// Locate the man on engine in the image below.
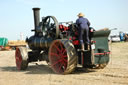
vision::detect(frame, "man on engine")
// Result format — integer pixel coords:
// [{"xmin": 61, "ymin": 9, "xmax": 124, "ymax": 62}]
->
[{"xmin": 76, "ymin": 13, "xmax": 90, "ymax": 51}]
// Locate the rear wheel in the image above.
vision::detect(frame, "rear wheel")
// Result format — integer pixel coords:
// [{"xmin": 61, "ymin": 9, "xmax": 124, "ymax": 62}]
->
[
  {"xmin": 15, "ymin": 47, "xmax": 28, "ymax": 70},
  {"xmin": 49, "ymin": 39, "xmax": 77, "ymax": 74}
]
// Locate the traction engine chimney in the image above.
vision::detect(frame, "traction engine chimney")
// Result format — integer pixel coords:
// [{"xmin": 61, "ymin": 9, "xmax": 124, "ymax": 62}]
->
[{"xmin": 32, "ymin": 8, "xmax": 40, "ymax": 35}]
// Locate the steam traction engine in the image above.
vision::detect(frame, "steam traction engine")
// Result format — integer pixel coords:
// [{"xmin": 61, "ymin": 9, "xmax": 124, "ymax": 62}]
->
[{"xmin": 15, "ymin": 8, "xmax": 111, "ymax": 74}]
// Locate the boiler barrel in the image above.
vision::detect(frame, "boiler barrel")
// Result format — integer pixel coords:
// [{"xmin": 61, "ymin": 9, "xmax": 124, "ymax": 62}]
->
[{"xmin": 27, "ymin": 36, "xmax": 53, "ymax": 50}]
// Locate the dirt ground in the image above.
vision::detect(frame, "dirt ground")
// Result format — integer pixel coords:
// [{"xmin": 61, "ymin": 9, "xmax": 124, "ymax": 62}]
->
[{"xmin": 0, "ymin": 42, "xmax": 128, "ymax": 85}]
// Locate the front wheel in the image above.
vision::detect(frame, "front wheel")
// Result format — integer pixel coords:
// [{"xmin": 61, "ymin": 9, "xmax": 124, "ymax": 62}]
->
[{"xmin": 15, "ymin": 47, "xmax": 28, "ymax": 70}]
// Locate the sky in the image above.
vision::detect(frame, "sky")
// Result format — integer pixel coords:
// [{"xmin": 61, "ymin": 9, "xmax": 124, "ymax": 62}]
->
[{"xmin": 0, "ymin": 0, "xmax": 128, "ymax": 40}]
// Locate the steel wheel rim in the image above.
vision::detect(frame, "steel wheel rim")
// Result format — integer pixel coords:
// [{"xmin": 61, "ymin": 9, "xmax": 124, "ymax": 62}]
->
[
  {"xmin": 15, "ymin": 48, "xmax": 22, "ymax": 70},
  {"xmin": 49, "ymin": 40, "xmax": 68, "ymax": 74}
]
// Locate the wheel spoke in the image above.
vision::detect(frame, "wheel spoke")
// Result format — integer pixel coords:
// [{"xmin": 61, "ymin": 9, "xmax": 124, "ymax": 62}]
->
[
  {"xmin": 59, "ymin": 43, "xmax": 64, "ymax": 52},
  {"xmin": 47, "ymin": 17, "xmax": 50, "ymax": 25},
  {"xmin": 51, "ymin": 23, "xmax": 55, "ymax": 29},
  {"xmin": 58, "ymin": 60, "xmax": 67, "ymax": 72},
  {"xmin": 53, "ymin": 44, "xmax": 61, "ymax": 53},
  {"xmin": 16, "ymin": 57, "xmax": 19, "ymax": 61},
  {"xmin": 52, "ymin": 59, "xmax": 62, "ymax": 67},
  {"xmin": 50, "ymin": 52, "xmax": 60, "ymax": 58},
  {"xmin": 58, "ymin": 62, "xmax": 64, "ymax": 72},
  {"xmin": 62, "ymin": 55, "xmax": 67, "ymax": 58},
  {"xmin": 62, "ymin": 49, "xmax": 66, "ymax": 54},
  {"xmin": 62, "ymin": 61, "xmax": 67, "ymax": 70},
  {"xmin": 63, "ymin": 58, "xmax": 67, "ymax": 62}
]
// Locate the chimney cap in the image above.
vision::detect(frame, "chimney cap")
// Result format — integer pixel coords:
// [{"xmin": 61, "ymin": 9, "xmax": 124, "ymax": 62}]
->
[{"xmin": 32, "ymin": 8, "xmax": 40, "ymax": 10}]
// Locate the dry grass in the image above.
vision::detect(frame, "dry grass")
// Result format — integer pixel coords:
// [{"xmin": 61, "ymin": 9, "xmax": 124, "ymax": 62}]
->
[{"xmin": 8, "ymin": 40, "xmax": 27, "ymax": 46}]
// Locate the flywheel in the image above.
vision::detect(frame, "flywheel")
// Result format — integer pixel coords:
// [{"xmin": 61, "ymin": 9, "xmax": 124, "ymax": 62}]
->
[{"xmin": 42, "ymin": 16, "xmax": 59, "ymax": 38}]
